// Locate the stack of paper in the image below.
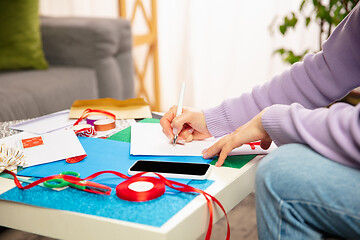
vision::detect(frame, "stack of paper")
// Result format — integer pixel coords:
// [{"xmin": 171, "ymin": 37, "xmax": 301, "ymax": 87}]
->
[{"xmin": 130, "ymin": 123, "xmax": 277, "ymax": 156}]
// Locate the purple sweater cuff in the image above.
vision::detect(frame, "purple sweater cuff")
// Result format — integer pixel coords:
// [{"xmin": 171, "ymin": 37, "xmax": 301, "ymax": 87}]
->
[
  {"xmin": 203, "ymin": 105, "xmax": 234, "ymax": 137},
  {"xmin": 262, "ymin": 104, "xmax": 298, "ymax": 146}
]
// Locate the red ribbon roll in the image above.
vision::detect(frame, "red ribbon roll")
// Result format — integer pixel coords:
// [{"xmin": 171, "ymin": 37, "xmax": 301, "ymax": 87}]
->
[
  {"xmin": 94, "ymin": 118, "xmax": 116, "ymax": 132},
  {"xmin": 116, "ymin": 176, "xmax": 165, "ymax": 202}
]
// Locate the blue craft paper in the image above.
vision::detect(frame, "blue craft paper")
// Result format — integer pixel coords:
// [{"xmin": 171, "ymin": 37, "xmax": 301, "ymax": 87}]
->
[
  {"xmin": 18, "ymin": 137, "xmax": 211, "ymax": 187},
  {"xmin": 0, "ymin": 180, "xmax": 213, "ymax": 227}
]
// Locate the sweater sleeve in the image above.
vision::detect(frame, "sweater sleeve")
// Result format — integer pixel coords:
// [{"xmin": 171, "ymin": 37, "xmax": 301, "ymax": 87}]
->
[
  {"xmin": 203, "ymin": 3, "xmax": 360, "ymax": 137},
  {"xmin": 262, "ymin": 103, "xmax": 360, "ymax": 168}
]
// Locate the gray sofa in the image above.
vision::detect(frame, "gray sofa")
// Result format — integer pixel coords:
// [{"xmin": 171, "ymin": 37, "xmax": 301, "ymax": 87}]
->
[{"xmin": 0, "ymin": 17, "xmax": 134, "ymax": 122}]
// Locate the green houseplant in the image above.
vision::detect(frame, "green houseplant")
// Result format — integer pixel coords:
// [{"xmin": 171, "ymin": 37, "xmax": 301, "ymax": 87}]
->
[
  {"xmin": 272, "ymin": 0, "xmax": 359, "ymax": 65},
  {"xmin": 271, "ymin": 0, "xmax": 360, "ymax": 104}
]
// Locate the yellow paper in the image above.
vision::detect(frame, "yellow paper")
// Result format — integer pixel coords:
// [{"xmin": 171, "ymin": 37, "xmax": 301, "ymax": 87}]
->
[{"xmin": 69, "ymin": 98, "xmax": 152, "ymax": 119}]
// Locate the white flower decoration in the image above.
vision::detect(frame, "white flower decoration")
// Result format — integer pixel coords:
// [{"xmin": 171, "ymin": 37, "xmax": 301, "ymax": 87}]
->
[{"xmin": 0, "ymin": 145, "xmax": 25, "ymax": 174}]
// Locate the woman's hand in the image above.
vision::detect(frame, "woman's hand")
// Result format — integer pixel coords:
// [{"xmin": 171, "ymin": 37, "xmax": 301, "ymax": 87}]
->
[
  {"xmin": 202, "ymin": 108, "xmax": 272, "ymax": 167},
  {"xmin": 160, "ymin": 105, "xmax": 212, "ymax": 144}
]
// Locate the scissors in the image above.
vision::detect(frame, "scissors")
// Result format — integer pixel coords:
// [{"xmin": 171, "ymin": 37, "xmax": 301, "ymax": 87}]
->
[{"xmin": 43, "ymin": 171, "xmax": 111, "ymax": 195}]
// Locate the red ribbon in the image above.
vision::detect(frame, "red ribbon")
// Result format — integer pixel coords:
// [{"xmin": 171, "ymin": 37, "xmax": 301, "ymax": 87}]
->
[
  {"xmin": 73, "ymin": 127, "xmax": 96, "ymax": 138},
  {"xmin": 5, "ymin": 170, "xmax": 230, "ymax": 240},
  {"xmin": 245, "ymin": 141, "xmax": 261, "ymax": 150},
  {"xmin": 116, "ymin": 176, "xmax": 165, "ymax": 202},
  {"xmin": 72, "ymin": 109, "xmax": 116, "ymax": 138},
  {"xmin": 73, "ymin": 109, "xmax": 116, "ymax": 126},
  {"xmin": 66, "ymin": 154, "xmax": 87, "ymax": 164}
]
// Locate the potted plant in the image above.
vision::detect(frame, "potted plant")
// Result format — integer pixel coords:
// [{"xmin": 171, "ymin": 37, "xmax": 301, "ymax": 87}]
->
[
  {"xmin": 271, "ymin": 0, "xmax": 358, "ymax": 64},
  {"xmin": 270, "ymin": 0, "xmax": 360, "ymax": 104}
]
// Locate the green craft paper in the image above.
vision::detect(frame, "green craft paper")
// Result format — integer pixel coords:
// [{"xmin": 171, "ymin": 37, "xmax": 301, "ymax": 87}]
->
[
  {"xmin": 210, "ymin": 154, "xmax": 257, "ymax": 169},
  {"xmin": 108, "ymin": 118, "xmax": 160, "ymax": 142}
]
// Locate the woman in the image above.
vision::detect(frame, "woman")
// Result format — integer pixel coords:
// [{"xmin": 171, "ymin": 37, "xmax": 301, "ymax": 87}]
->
[{"xmin": 160, "ymin": 3, "xmax": 360, "ymax": 239}]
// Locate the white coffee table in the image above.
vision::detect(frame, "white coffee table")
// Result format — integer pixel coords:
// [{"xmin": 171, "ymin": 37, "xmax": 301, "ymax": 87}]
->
[
  {"xmin": 0, "ymin": 119, "xmax": 261, "ymax": 239},
  {"xmin": 0, "ymin": 158, "xmax": 260, "ymax": 240}
]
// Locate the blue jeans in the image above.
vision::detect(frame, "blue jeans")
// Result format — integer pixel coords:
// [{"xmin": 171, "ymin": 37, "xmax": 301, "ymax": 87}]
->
[{"xmin": 255, "ymin": 144, "xmax": 360, "ymax": 240}]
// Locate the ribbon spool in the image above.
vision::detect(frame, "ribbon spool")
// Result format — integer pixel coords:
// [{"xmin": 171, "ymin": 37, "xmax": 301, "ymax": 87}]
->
[
  {"xmin": 94, "ymin": 118, "xmax": 116, "ymax": 132},
  {"xmin": 116, "ymin": 176, "xmax": 165, "ymax": 202},
  {"xmin": 86, "ymin": 115, "xmax": 108, "ymax": 126},
  {"xmin": 72, "ymin": 124, "xmax": 96, "ymax": 137},
  {"xmin": 72, "ymin": 109, "xmax": 116, "ymax": 137}
]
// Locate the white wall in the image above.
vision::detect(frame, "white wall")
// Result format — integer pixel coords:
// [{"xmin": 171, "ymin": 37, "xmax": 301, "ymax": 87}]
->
[
  {"xmin": 40, "ymin": 0, "xmax": 118, "ymax": 18},
  {"xmin": 40, "ymin": 0, "xmax": 319, "ymax": 111}
]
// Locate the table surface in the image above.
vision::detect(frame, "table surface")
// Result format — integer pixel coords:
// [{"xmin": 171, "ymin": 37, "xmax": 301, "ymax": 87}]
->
[{"xmin": 0, "ymin": 119, "xmax": 260, "ymax": 240}]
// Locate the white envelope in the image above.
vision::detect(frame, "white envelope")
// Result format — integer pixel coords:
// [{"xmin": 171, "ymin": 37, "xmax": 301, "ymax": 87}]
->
[
  {"xmin": 130, "ymin": 123, "xmax": 277, "ymax": 156},
  {"xmin": 10, "ymin": 110, "xmax": 76, "ymax": 135},
  {"xmin": 0, "ymin": 129, "xmax": 86, "ymax": 167}
]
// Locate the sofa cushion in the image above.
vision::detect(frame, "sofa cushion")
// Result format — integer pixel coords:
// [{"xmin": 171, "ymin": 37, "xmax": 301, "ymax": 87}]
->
[
  {"xmin": 0, "ymin": 0, "xmax": 48, "ymax": 70},
  {"xmin": 0, "ymin": 67, "xmax": 98, "ymax": 121}
]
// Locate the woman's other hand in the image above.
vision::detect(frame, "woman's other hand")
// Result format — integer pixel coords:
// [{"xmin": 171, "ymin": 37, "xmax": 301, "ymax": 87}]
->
[{"xmin": 202, "ymin": 108, "xmax": 272, "ymax": 166}]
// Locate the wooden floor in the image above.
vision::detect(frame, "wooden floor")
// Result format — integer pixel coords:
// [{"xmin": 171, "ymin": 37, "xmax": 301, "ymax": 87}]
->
[
  {"xmin": 197, "ymin": 192, "xmax": 258, "ymax": 240},
  {"xmin": 0, "ymin": 193, "xmax": 258, "ymax": 240}
]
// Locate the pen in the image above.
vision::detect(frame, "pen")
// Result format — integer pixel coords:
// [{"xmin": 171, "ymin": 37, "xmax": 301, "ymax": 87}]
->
[{"xmin": 173, "ymin": 82, "xmax": 186, "ymax": 145}]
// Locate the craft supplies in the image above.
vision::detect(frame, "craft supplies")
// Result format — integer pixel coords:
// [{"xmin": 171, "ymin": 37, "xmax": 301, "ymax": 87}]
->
[
  {"xmin": 69, "ymin": 98, "xmax": 152, "ymax": 119},
  {"xmin": 93, "ymin": 118, "xmax": 116, "ymax": 131},
  {"xmin": 18, "ymin": 138, "xmax": 210, "ymax": 187},
  {"xmin": 116, "ymin": 176, "xmax": 165, "ymax": 201},
  {"xmin": 43, "ymin": 171, "xmax": 111, "ymax": 194},
  {"xmin": 5, "ymin": 169, "xmax": 230, "ymax": 240},
  {"xmin": 0, "ymin": 130, "xmax": 85, "ymax": 168},
  {"xmin": 6, "ymin": 170, "xmax": 111, "ymax": 195},
  {"xmin": 0, "ymin": 145, "xmax": 25, "ymax": 173},
  {"xmin": 9, "ymin": 110, "xmax": 76, "ymax": 135},
  {"xmin": 246, "ymin": 141, "xmax": 261, "ymax": 150},
  {"xmin": 86, "ymin": 115, "xmax": 107, "ymax": 125},
  {"xmin": 72, "ymin": 109, "xmax": 117, "ymax": 137},
  {"xmin": 72, "ymin": 124, "xmax": 96, "ymax": 137},
  {"xmin": 66, "ymin": 154, "xmax": 87, "ymax": 164}
]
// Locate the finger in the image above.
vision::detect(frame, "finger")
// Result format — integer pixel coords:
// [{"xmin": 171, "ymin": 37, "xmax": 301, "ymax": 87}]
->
[
  {"xmin": 160, "ymin": 106, "xmax": 177, "ymax": 138},
  {"xmin": 192, "ymin": 131, "xmax": 212, "ymax": 141},
  {"xmin": 202, "ymin": 137, "xmax": 228, "ymax": 159},
  {"xmin": 178, "ymin": 127, "xmax": 194, "ymax": 143},
  {"xmin": 162, "ymin": 128, "xmax": 172, "ymax": 142},
  {"xmin": 171, "ymin": 110, "xmax": 193, "ymax": 136},
  {"xmin": 215, "ymin": 143, "xmax": 234, "ymax": 167}
]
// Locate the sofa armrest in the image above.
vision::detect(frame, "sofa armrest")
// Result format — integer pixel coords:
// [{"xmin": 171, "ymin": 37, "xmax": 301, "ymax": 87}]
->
[
  {"xmin": 40, "ymin": 17, "xmax": 135, "ymax": 100},
  {"xmin": 40, "ymin": 17, "xmax": 132, "ymax": 67}
]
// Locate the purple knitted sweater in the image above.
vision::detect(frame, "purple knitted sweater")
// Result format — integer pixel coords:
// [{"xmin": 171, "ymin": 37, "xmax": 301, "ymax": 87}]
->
[{"xmin": 203, "ymin": 3, "xmax": 360, "ymax": 168}]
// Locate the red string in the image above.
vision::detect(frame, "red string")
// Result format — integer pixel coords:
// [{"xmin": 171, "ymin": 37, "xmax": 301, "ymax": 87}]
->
[
  {"xmin": 245, "ymin": 141, "xmax": 261, "ymax": 150},
  {"xmin": 73, "ymin": 109, "xmax": 116, "ymax": 126},
  {"xmin": 5, "ymin": 170, "xmax": 230, "ymax": 240}
]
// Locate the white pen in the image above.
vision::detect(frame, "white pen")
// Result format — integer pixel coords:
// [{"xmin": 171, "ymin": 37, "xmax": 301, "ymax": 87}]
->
[{"xmin": 173, "ymin": 82, "xmax": 186, "ymax": 145}]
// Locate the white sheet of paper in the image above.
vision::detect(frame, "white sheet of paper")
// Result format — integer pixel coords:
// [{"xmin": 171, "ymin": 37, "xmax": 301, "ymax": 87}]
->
[
  {"xmin": 10, "ymin": 110, "xmax": 76, "ymax": 135},
  {"xmin": 0, "ymin": 129, "xmax": 86, "ymax": 167},
  {"xmin": 130, "ymin": 123, "xmax": 276, "ymax": 156}
]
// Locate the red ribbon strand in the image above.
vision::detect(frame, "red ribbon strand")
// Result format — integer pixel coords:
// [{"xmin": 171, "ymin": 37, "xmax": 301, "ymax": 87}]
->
[
  {"xmin": 5, "ymin": 170, "xmax": 230, "ymax": 240},
  {"xmin": 245, "ymin": 141, "xmax": 261, "ymax": 150}
]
